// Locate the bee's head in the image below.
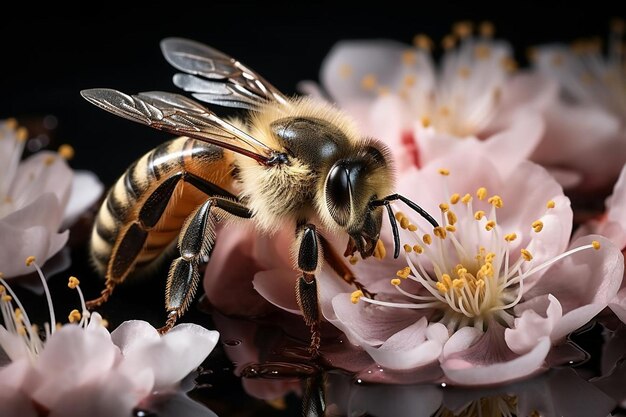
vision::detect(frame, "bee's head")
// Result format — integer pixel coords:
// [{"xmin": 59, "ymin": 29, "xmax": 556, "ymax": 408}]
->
[{"xmin": 323, "ymin": 139, "xmax": 394, "ymax": 259}]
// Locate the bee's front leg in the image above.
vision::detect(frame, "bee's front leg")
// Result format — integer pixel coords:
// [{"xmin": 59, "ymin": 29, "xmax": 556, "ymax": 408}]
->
[
  {"xmin": 295, "ymin": 222, "xmax": 323, "ymax": 358},
  {"xmin": 159, "ymin": 197, "xmax": 252, "ymax": 333}
]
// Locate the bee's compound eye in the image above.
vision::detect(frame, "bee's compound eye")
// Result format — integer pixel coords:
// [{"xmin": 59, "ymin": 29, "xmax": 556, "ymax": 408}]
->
[{"xmin": 326, "ymin": 162, "xmax": 356, "ymax": 226}]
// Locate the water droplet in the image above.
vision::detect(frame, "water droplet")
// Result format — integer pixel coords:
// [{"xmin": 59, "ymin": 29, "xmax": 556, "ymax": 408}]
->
[
  {"xmin": 133, "ymin": 410, "xmax": 156, "ymax": 417},
  {"xmin": 356, "ymin": 378, "xmax": 363, "ymax": 384},
  {"xmin": 441, "ymin": 382, "xmax": 447, "ymax": 388},
  {"xmin": 241, "ymin": 362, "xmax": 318, "ymax": 379},
  {"xmin": 223, "ymin": 339, "xmax": 241, "ymax": 346}
]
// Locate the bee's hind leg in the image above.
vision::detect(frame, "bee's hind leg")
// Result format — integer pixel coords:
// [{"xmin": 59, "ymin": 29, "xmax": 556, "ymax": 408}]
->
[{"xmin": 158, "ymin": 196, "xmax": 252, "ymax": 334}]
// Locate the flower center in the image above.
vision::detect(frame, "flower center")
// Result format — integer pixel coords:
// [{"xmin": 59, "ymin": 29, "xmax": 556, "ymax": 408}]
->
[{"xmin": 353, "ymin": 169, "xmax": 600, "ymax": 332}]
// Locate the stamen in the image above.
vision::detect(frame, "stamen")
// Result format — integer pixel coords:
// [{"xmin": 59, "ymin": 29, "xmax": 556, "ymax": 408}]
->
[
  {"xmin": 592, "ymin": 240, "xmax": 600, "ymax": 250},
  {"xmin": 413, "ymin": 245, "xmax": 423, "ymax": 254},
  {"xmin": 402, "ymin": 51, "xmax": 417, "ymax": 66},
  {"xmin": 400, "ymin": 217, "xmax": 410, "ymax": 229},
  {"xmin": 361, "ymin": 74, "xmax": 377, "ymax": 91},
  {"xmin": 407, "ymin": 224, "xmax": 418, "ymax": 232},
  {"xmin": 488, "ymin": 195, "xmax": 503, "ymax": 208},
  {"xmin": 546, "ymin": 200, "xmax": 555, "ymax": 209},
  {"xmin": 374, "ymin": 239, "xmax": 387, "ymax": 260},
  {"xmin": 421, "ymin": 116, "xmax": 431, "ymax": 128},
  {"xmin": 391, "ymin": 278, "xmax": 402, "ymax": 286},
  {"xmin": 68, "ymin": 309, "xmax": 81, "ymax": 323},
  {"xmin": 485, "ymin": 220, "xmax": 496, "ymax": 231},
  {"xmin": 450, "ymin": 193, "xmax": 460, "ymax": 204},
  {"xmin": 349, "ymin": 256, "xmax": 358, "ymax": 265},
  {"xmin": 403, "ymin": 244, "xmax": 413, "ymax": 253},
  {"xmin": 339, "ymin": 64, "xmax": 353, "ymax": 79},
  {"xmin": 504, "ymin": 233, "xmax": 517, "ymax": 242},
  {"xmin": 474, "ymin": 210, "xmax": 485, "ymax": 220},
  {"xmin": 27, "ymin": 257, "xmax": 56, "ymax": 334},
  {"xmin": 16, "ymin": 127, "xmax": 28, "ymax": 142},
  {"xmin": 532, "ymin": 220, "xmax": 544, "ymax": 233},
  {"xmin": 446, "ymin": 225, "xmax": 456, "ymax": 232},
  {"xmin": 453, "ymin": 21, "xmax": 473, "ymax": 38},
  {"xmin": 441, "ymin": 35, "xmax": 456, "ymax": 50},
  {"xmin": 438, "ymin": 168, "xmax": 450, "ymax": 176},
  {"xmin": 434, "ymin": 227, "xmax": 447, "ymax": 239},
  {"xmin": 439, "ymin": 203, "xmax": 449, "ymax": 212},
  {"xmin": 521, "ymin": 249, "xmax": 533, "ymax": 261},
  {"xmin": 461, "ymin": 193, "xmax": 472, "ymax": 204},
  {"xmin": 397, "ymin": 267, "xmax": 411, "ymax": 279},
  {"xmin": 479, "ymin": 21, "xmax": 495, "ymax": 38},
  {"xmin": 413, "ymin": 34, "xmax": 433, "ymax": 50},
  {"xmin": 350, "ymin": 290, "xmax": 363, "ymax": 304},
  {"xmin": 447, "ymin": 211, "xmax": 457, "ymax": 225},
  {"xmin": 476, "ymin": 187, "xmax": 487, "ymax": 200},
  {"xmin": 423, "ymin": 234, "xmax": 432, "ymax": 245},
  {"xmin": 58, "ymin": 144, "xmax": 75, "ymax": 160}
]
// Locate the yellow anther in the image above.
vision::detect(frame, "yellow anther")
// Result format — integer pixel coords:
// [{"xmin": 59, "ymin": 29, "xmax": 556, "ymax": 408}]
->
[
  {"xmin": 476, "ymin": 279, "xmax": 485, "ymax": 289},
  {"xmin": 551, "ymin": 54, "xmax": 564, "ymax": 66},
  {"xmin": 446, "ymin": 211, "xmax": 457, "ymax": 225},
  {"xmin": 16, "ymin": 127, "xmax": 28, "ymax": 142},
  {"xmin": 14, "ymin": 308, "xmax": 22, "ymax": 319},
  {"xmin": 68, "ymin": 309, "xmax": 82, "ymax": 323},
  {"xmin": 485, "ymin": 220, "xmax": 496, "ymax": 231},
  {"xmin": 403, "ymin": 74, "xmax": 417, "ymax": 87},
  {"xmin": 413, "ymin": 245, "xmax": 423, "ymax": 254},
  {"xmin": 395, "ymin": 212, "xmax": 405, "ymax": 221},
  {"xmin": 377, "ymin": 86, "xmax": 391, "ymax": 96},
  {"xmin": 458, "ymin": 66, "xmax": 471, "ymax": 78},
  {"xmin": 438, "ymin": 168, "xmax": 450, "ymax": 176},
  {"xmin": 350, "ymin": 290, "xmax": 364, "ymax": 304},
  {"xmin": 441, "ymin": 35, "xmax": 456, "ymax": 50},
  {"xmin": 488, "ymin": 195, "xmax": 503, "ymax": 208},
  {"xmin": 423, "ymin": 234, "xmax": 432, "ymax": 245},
  {"xmin": 442, "ymin": 274, "xmax": 453, "ymax": 287},
  {"xmin": 374, "ymin": 239, "xmax": 387, "ymax": 260},
  {"xmin": 17, "ymin": 326, "xmax": 26, "ymax": 336},
  {"xmin": 436, "ymin": 282, "xmax": 448, "ymax": 293},
  {"xmin": 450, "ymin": 193, "xmax": 460, "ymax": 204},
  {"xmin": 453, "ymin": 21, "xmax": 473, "ymax": 38},
  {"xmin": 361, "ymin": 74, "xmax": 377, "ymax": 91},
  {"xmin": 58, "ymin": 144, "xmax": 75, "ymax": 160},
  {"xmin": 44, "ymin": 155, "xmax": 56, "ymax": 166},
  {"xmin": 592, "ymin": 241, "xmax": 601, "ymax": 250},
  {"xmin": 439, "ymin": 203, "xmax": 449, "ymax": 212},
  {"xmin": 504, "ymin": 233, "xmax": 517, "ymax": 242},
  {"xmin": 479, "ymin": 21, "xmax": 495, "ymax": 37},
  {"xmin": 349, "ymin": 256, "xmax": 358, "ymax": 265},
  {"xmin": 501, "ymin": 57, "xmax": 518, "ymax": 72},
  {"xmin": 407, "ymin": 224, "xmax": 418, "ymax": 232},
  {"xmin": 474, "ymin": 45, "xmax": 491, "ymax": 59},
  {"xmin": 456, "ymin": 266, "xmax": 468, "ymax": 276},
  {"xmin": 403, "ymin": 244, "xmax": 412, "ymax": 253},
  {"xmin": 452, "ymin": 278, "xmax": 465, "ymax": 289},
  {"xmin": 25, "ymin": 256, "xmax": 36, "ymax": 266},
  {"xmin": 68, "ymin": 276, "xmax": 80, "ymax": 289},
  {"xmin": 400, "ymin": 217, "xmax": 410, "ymax": 229},
  {"xmin": 445, "ymin": 225, "xmax": 456, "ymax": 232},
  {"xmin": 461, "ymin": 193, "xmax": 472, "ymax": 204},
  {"xmin": 532, "ymin": 220, "xmax": 544, "ymax": 233},
  {"xmin": 2, "ymin": 295, "xmax": 12, "ymax": 302},
  {"xmin": 546, "ymin": 200, "xmax": 555, "ymax": 209},
  {"xmin": 0, "ymin": 285, "xmax": 4, "ymax": 293},
  {"xmin": 439, "ymin": 106, "xmax": 451, "ymax": 117},
  {"xmin": 474, "ymin": 210, "xmax": 485, "ymax": 220},
  {"xmin": 6, "ymin": 118, "xmax": 18, "ymax": 129},
  {"xmin": 339, "ymin": 64, "xmax": 353, "ymax": 79},
  {"xmin": 421, "ymin": 116, "xmax": 431, "ymax": 128},
  {"xmin": 485, "ymin": 252, "xmax": 496, "ymax": 263},
  {"xmin": 391, "ymin": 278, "xmax": 402, "ymax": 286},
  {"xmin": 434, "ymin": 226, "xmax": 447, "ymax": 239},
  {"xmin": 396, "ymin": 267, "xmax": 411, "ymax": 279},
  {"xmin": 521, "ymin": 248, "xmax": 533, "ymax": 261},
  {"xmin": 476, "ymin": 187, "xmax": 487, "ymax": 200},
  {"xmin": 101, "ymin": 319, "xmax": 109, "ymax": 328},
  {"xmin": 402, "ymin": 51, "xmax": 417, "ymax": 66},
  {"xmin": 413, "ymin": 34, "xmax": 433, "ymax": 50}
]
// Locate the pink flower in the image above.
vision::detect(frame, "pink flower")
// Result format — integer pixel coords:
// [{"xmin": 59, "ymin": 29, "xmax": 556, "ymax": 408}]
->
[
  {"xmin": 0, "ymin": 262, "xmax": 219, "ymax": 417},
  {"xmin": 530, "ymin": 23, "xmax": 626, "ymax": 191},
  {"xmin": 324, "ymin": 154, "xmax": 623, "ymax": 385},
  {"xmin": 301, "ymin": 26, "xmax": 545, "ymax": 179},
  {"xmin": 0, "ymin": 119, "xmax": 103, "ymax": 279}
]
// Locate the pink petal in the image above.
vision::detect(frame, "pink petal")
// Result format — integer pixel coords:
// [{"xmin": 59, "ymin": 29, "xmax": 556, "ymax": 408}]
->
[
  {"xmin": 609, "ymin": 287, "xmax": 626, "ymax": 323},
  {"xmin": 253, "ymin": 268, "xmax": 301, "ymax": 315},
  {"xmin": 442, "ymin": 327, "xmax": 483, "ymax": 358},
  {"xmin": 505, "ymin": 294, "xmax": 563, "ymax": 354},
  {"xmin": 366, "ymin": 96, "xmax": 414, "ymax": 171},
  {"xmin": 110, "ymin": 320, "xmax": 161, "ymax": 355},
  {"xmin": 62, "ymin": 170, "xmax": 104, "ymax": 228},
  {"xmin": 0, "ymin": 358, "xmax": 31, "ymax": 389},
  {"xmin": 0, "ymin": 386, "xmax": 37, "ymax": 417},
  {"xmin": 296, "ymin": 80, "xmax": 328, "ymax": 102}
]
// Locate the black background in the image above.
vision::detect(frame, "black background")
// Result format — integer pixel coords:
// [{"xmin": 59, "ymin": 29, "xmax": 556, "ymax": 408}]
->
[{"xmin": 1, "ymin": 2, "xmax": 624, "ymax": 185}]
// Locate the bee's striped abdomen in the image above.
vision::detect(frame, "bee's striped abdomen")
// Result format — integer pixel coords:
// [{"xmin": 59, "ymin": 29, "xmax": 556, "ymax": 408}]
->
[{"xmin": 90, "ymin": 137, "xmax": 235, "ymax": 281}]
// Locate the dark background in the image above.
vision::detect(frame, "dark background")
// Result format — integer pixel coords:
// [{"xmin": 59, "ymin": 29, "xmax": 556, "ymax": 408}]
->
[{"xmin": 1, "ymin": 2, "xmax": 624, "ymax": 185}]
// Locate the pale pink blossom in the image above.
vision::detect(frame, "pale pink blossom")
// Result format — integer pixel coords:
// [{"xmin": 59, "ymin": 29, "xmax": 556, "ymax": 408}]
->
[
  {"xmin": 0, "ymin": 119, "xmax": 103, "ymax": 278},
  {"xmin": 0, "ymin": 263, "xmax": 219, "ymax": 417}
]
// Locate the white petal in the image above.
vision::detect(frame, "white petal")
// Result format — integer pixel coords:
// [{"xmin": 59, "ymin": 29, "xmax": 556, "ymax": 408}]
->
[
  {"xmin": 505, "ymin": 294, "xmax": 563, "ymax": 354},
  {"xmin": 252, "ymin": 269, "xmax": 301, "ymax": 315},
  {"xmin": 442, "ymin": 327, "xmax": 483, "ymax": 359},
  {"xmin": 0, "ymin": 385, "xmax": 38, "ymax": 417},
  {"xmin": 111, "ymin": 320, "xmax": 161, "ymax": 355},
  {"xmin": 62, "ymin": 170, "xmax": 104, "ymax": 228}
]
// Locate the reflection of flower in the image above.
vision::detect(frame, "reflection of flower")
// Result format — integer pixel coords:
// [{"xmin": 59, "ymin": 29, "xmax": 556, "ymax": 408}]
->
[
  {"xmin": 302, "ymin": 23, "xmax": 545, "ymax": 179},
  {"xmin": 0, "ymin": 119, "xmax": 103, "ymax": 278},
  {"xmin": 531, "ymin": 21, "xmax": 626, "ymax": 191},
  {"xmin": 325, "ymin": 155, "xmax": 623, "ymax": 385},
  {"xmin": 0, "ymin": 258, "xmax": 219, "ymax": 417}
]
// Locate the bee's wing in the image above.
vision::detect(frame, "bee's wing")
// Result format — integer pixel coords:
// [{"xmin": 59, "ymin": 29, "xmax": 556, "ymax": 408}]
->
[
  {"xmin": 81, "ymin": 88, "xmax": 276, "ymax": 164},
  {"xmin": 161, "ymin": 37, "xmax": 289, "ymax": 110}
]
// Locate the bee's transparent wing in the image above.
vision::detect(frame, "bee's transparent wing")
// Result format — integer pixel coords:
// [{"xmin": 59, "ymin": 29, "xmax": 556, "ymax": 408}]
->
[
  {"xmin": 81, "ymin": 88, "xmax": 275, "ymax": 163},
  {"xmin": 161, "ymin": 37, "xmax": 289, "ymax": 110}
]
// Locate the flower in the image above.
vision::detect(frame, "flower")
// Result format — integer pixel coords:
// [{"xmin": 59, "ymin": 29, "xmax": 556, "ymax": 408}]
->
[
  {"xmin": 0, "ymin": 119, "xmax": 103, "ymax": 278},
  {"xmin": 530, "ymin": 19, "xmax": 626, "ymax": 191},
  {"xmin": 0, "ymin": 257, "xmax": 219, "ymax": 417},
  {"xmin": 302, "ymin": 22, "xmax": 545, "ymax": 179},
  {"xmin": 325, "ymin": 154, "xmax": 623, "ymax": 385}
]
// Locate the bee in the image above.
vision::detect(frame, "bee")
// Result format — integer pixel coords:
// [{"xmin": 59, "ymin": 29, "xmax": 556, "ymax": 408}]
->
[{"xmin": 81, "ymin": 38, "xmax": 438, "ymax": 356}]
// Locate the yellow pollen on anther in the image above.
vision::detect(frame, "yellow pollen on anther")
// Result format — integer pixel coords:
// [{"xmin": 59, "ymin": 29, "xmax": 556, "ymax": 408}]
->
[
  {"xmin": 421, "ymin": 116, "xmax": 431, "ymax": 128},
  {"xmin": 485, "ymin": 220, "xmax": 496, "ymax": 231},
  {"xmin": 439, "ymin": 203, "xmax": 449, "ymax": 212},
  {"xmin": 458, "ymin": 66, "xmax": 471, "ymax": 78},
  {"xmin": 361, "ymin": 74, "xmax": 377, "ymax": 91},
  {"xmin": 16, "ymin": 127, "xmax": 28, "ymax": 142},
  {"xmin": 452, "ymin": 278, "xmax": 465, "ymax": 289},
  {"xmin": 461, "ymin": 193, "xmax": 472, "ymax": 204},
  {"xmin": 402, "ymin": 51, "xmax": 417, "ymax": 66},
  {"xmin": 2, "ymin": 295, "xmax": 12, "ymax": 302},
  {"xmin": 488, "ymin": 195, "xmax": 503, "ymax": 208},
  {"xmin": 441, "ymin": 35, "xmax": 456, "ymax": 50},
  {"xmin": 521, "ymin": 248, "xmax": 533, "ymax": 261},
  {"xmin": 351, "ymin": 290, "xmax": 364, "ymax": 304},
  {"xmin": 25, "ymin": 256, "xmax": 36, "ymax": 266},
  {"xmin": 407, "ymin": 224, "xmax": 418, "ymax": 232},
  {"xmin": 349, "ymin": 256, "xmax": 358, "ymax": 265},
  {"xmin": 395, "ymin": 212, "xmax": 405, "ymax": 221},
  {"xmin": 377, "ymin": 86, "xmax": 390, "ymax": 96},
  {"xmin": 547, "ymin": 200, "xmax": 556, "ymax": 209},
  {"xmin": 396, "ymin": 267, "xmax": 411, "ymax": 279},
  {"xmin": 504, "ymin": 233, "xmax": 517, "ymax": 242},
  {"xmin": 403, "ymin": 74, "xmax": 417, "ymax": 87},
  {"xmin": 403, "ymin": 244, "xmax": 412, "ymax": 253},
  {"xmin": 0, "ymin": 285, "xmax": 4, "ymax": 294},
  {"xmin": 485, "ymin": 252, "xmax": 496, "ymax": 263},
  {"xmin": 6, "ymin": 118, "xmax": 18, "ymax": 129},
  {"xmin": 339, "ymin": 64, "xmax": 353, "ymax": 79},
  {"xmin": 400, "ymin": 217, "xmax": 410, "ymax": 229},
  {"xmin": 450, "ymin": 193, "xmax": 460, "ymax": 204},
  {"xmin": 532, "ymin": 220, "xmax": 544, "ymax": 233},
  {"xmin": 438, "ymin": 168, "xmax": 450, "ymax": 176},
  {"xmin": 423, "ymin": 234, "xmax": 432, "ymax": 245},
  {"xmin": 44, "ymin": 155, "xmax": 56, "ymax": 166},
  {"xmin": 58, "ymin": 144, "xmax": 75, "ymax": 160},
  {"xmin": 374, "ymin": 239, "xmax": 387, "ymax": 260},
  {"xmin": 446, "ymin": 211, "xmax": 457, "ymax": 225},
  {"xmin": 413, "ymin": 34, "xmax": 433, "ymax": 50},
  {"xmin": 391, "ymin": 278, "xmax": 402, "ymax": 286},
  {"xmin": 101, "ymin": 319, "xmax": 109, "ymax": 328},
  {"xmin": 436, "ymin": 282, "xmax": 448, "ymax": 293},
  {"xmin": 439, "ymin": 106, "xmax": 451, "ymax": 117},
  {"xmin": 476, "ymin": 187, "xmax": 487, "ymax": 200},
  {"xmin": 479, "ymin": 21, "xmax": 495, "ymax": 37},
  {"xmin": 434, "ymin": 226, "xmax": 447, "ymax": 239},
  {"xmin": 68, "ymin": 276, "xmax": 80, "ymax": 289},
  {"xmin": 442, "ymin": 274, "xmax": 453, "ymax": 287},
  {"xmin": 445, "ymin": 225, "xmax": 456, "ymax": 232},
  {"xmin": 14, "ymin": 308, "xmax": 22, "ymax": 320},
  {"xmin": 474, "ymin": 210, "xmax": 485, "ymax": 220},
  {"xmin": 413, "ymin": 245, "xmax": 423, "ymax": 254},
  {"xmin": 592, "ymin": 241, "xmax": 601, "ymax": 250},
  {"xmin": 453, "ymin": 21, "xmax": 473, "ymax": 38},
  {"xmin": 474, "ymin": 45, "xmax": 491, "ymax": 59},
  {"xmin": 68, "ymin": 309, "xmax": 82, "ymax": 323},
  {"xmin": 501, "ymin": 57, "xmax": 518, "ymax": 72}
]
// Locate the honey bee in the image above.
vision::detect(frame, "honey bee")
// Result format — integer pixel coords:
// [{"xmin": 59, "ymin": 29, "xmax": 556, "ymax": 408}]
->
[{"xmin": 81, "ymin": 38, "xmax": 438, "ymax": 355}]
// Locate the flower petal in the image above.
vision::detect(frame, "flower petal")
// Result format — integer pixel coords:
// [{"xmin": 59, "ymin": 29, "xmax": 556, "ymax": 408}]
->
[
  {"xmin": 62, "ymin": 170, "xmax": 104, "ymax": 228},
  {"xmin": 505, "ymin": 294, "xmax": 563, "ymax": 355},
  {"xmin": 0, "ymin": 385, "xmax": 37, "ymax": 417},
  {"xmin": 110, "ymin": 319, "xmax": 161, "ymax": 355},
  {"xmin": 609, "ymin": 287, "xmax": 626, "ymax": 324},
  {"xmin": 253, "ymin": 268, "xmax": 301, "ymax": 315}
]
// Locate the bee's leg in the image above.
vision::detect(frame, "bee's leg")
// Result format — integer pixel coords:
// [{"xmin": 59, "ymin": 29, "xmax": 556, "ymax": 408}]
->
[
  {"xmin": 295, "ymin": 222, "xmax": 323, "ymax": 358},
  {"xmin": 158, "ymin": 196, "xmax": 252, "ymax": 334},
  {"xmin": 319, "ymin": 235, "xmax": 375, "ymax": 298}
]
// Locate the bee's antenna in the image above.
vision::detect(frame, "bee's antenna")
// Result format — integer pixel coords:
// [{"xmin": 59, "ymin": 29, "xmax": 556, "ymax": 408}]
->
[{"xmin": 371, "ymin": 194, "xmax": 439, "ymax": 259}]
